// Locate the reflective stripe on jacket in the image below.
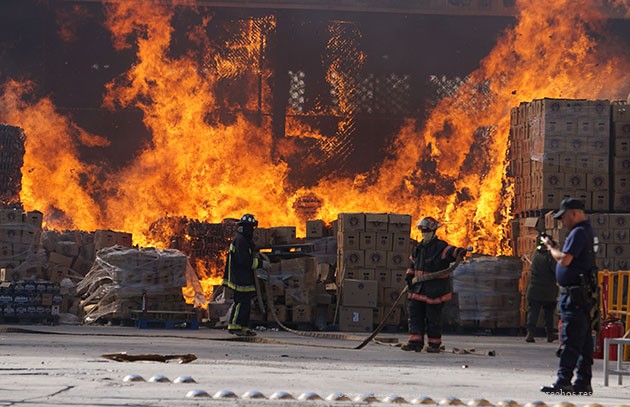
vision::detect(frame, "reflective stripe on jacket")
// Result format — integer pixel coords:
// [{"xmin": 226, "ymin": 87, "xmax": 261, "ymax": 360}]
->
[
  {"xmin": 407, "ymin": 237, "xmax": 462, "ymax": 303},
  {"xmin": 222, "ymin": 232, "xmax": 260, "ymax": 292}
]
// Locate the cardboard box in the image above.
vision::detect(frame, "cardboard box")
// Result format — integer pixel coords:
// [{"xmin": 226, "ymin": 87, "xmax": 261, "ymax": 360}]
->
[
  {"xmin": 306, "ymin": 220, "xmax": 325, "ymax": 239},
  {"xmin": 342, "ymin": 269, "xmax": 374, "ymax": 281},
  {"xmin": 591, "ymin": 213, "xmax": 609, "ymax": 229},
  {"xmin": 543, "ymin": 173, "xmax": 564, "ymax": 189},
  {"xmin": 596, "ymin": 258, "xmax": 614, "ymax": 270},
  {"xmin": 599, "ymin": 229, "xmax": 614, "ymax": 243},
  {"xmin": 339, "ymin": 249, "xmax": 364, "ymax": 269},
  {"xmin": 392, "ymin": 233, "xmax": 411, "ymax": 253},
  {"xmin": 608, "ymin": 244, "xmax": 629, "ymax": 258},
  {"xmin": 285, "ymin": 288, "xmax": 311, "ymax": 306},
  {"xmin": 0, "ymin": 228, "xmax": 21, "ymax": 243},
  {"xmin": 375, "ymin": 269, "xmax": 390, "ymax": 287},
  {"xmin": 545, "ymin": 136, "xmax": 567, "ymax": 153},
  {"xmin": 339, "ymin": 306, "xmax": 373, "ymax": 332},
  {"xmin": 359, "ymin": 232, "xmax": 376, "ymax": 250},
  {"xmin": 365, "ymin": 213, "xmax": 389, "ymax": 233},
  {"xmin": 377, "ymin": 305, "xmax": 402, "ymax": 326},
  {"xmin": 338, "ymin": 213, "xmax": 365, "ymax": 233},
  {"xmin": 612, "ymin": 102, "xmax": 629, "ymax": 122},
  {"xmin": 341, "ymin": 279, "xmax": 377, "ymax": 308},
  {"xmin": 558, "ymin": 155, "xmax": 575, "ymax": 173},
  {"xmin": 382, "ymin": 287, "xmax": 401, "ymax": 306},
  {"xmin": 587, "ymin": 137, "xmax": 609, "ymax": 155},
  {"xmin": 616, "ymin": 139, "xmax": 630, "ymax": 156},
  {"xmin": 338, "ymin": 232, "xmax": 359, "ymax": 250},
  {"xmin": 268, "ymin": 305, "xmax": 287, "ymax": 322},
  {"xmin": 389, "ymin": 269, "xmax": 407, "ymax": 289},
  {"xmin": 364, "ymin": 250, "xmax": 387, "ymax": 269},
  {"xmin": 614, "ymin": 157, "xmax": 630, "ymax": 173},
  {"xmin": 613, "ymin": 194, "xmax": 630, "ymax": 211},
  {"xmin": 589, "ymin": 100, "xmax": 611, "ymax": 118},
  {"xmin": 386, "ymin": 251, "xmax": 408, "ymax": 269},
  {"xmin": 388, "ymin": 213, "xmax": 411, "ymax": 233},
  {"xmin": 615, "ymin": 175, "xmax": 630, "ymax": 192},
  {"xmin": 291, "ymin": 305, "xmax": 313, "ymax": 323},
  {"xmin": 566, "ymin": 173, "xmax": 586, "ymax": 190},
  {"xmin": 375, "ymin": 232, "xmax": 392, "ymax": 251},
  {"xmin": 591, "ymin": 193, "xmax": 609, "ymax": 212},
  {"xmin": 587, "ymin": 174, "xmax": 608, "ymax": 191},
  {"xmin": 24, "ymin": 211, "xmax": 43, "ymax": 229},
  {"xmin": 47, "ymin": 265, "xmax": 68, "ymax": 283},
  {"xmin": 56, "ymin": 241, "xmax": 79, "ymax": 257},
  {"xmin": 610, "ymin": 214, "xmax": 630, "ymax": 228},
  {"xmin": 613, "ymin": 229, "xmax": 629, "ymax": 244},
  {"xmin": 0, "ymin": 209, "xmax": 22, "ymax": 224},
  {"xmin": 614, "ymin": 121, "xmax": 630, "ymax": 139},
  {"xmin": 593, "ymin": 157, "xmax": 609, "ymax": 173},
  {"xmin": 269, "ymin": 227, "xmax": 296, "ymax": 245},
  {"xmin": 49, "ymin": 252, "xmax": 74, "ymax": 268},
  {"xmin": 253, "ymin": 228, "xmax": 270, "ymax": 247},
  {"xmin": 574, "ymin": 156, "xmax": 592, "ymax": 173},
  {"xmin": 593, "ymin": 120, "xmax": 610, "ymax": 137}
]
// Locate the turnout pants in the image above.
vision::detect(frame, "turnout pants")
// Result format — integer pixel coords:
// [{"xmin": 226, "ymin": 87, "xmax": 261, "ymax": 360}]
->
[
  {"xmin": 526, "ymin": 299, "xmax": 556, "ymax": 334},
  {"xmin": 407, "ymin": 299, "xmax": 444, "ymax": 348},
  {"xmin": 228, "ymin": 291, "xmax": 253, "ymax": 330},
  {"xmin": 556, "ymin": 293, "xmax": 593, "ymax": 386}
]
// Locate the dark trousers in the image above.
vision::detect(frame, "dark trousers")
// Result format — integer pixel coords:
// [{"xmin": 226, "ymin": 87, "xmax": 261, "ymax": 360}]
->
[
  {"xmin": 407, "ymin": 300, "xmax": 444, "ymax": 347},
  {"xmin": 526, "ymin": 299, "xmax": 556, "ymax": 334},
  {"xmin": 556, "ymin": 293, "xmax": 593, "ymax": 386},
  {"xmin": 229, "ymin": 291, "xmax": 253, "ymax": 330}
]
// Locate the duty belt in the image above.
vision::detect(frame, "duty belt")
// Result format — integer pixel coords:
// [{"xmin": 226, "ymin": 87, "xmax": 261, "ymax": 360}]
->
[{"xmin": 559, "ymin": 285, "xmax": 580, "ymax": 294}]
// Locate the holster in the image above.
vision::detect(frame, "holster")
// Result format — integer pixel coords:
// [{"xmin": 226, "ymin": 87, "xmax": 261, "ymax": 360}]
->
[{"xmin": 562, "ymin": 285, "xmax": 591, "ymax": 309}]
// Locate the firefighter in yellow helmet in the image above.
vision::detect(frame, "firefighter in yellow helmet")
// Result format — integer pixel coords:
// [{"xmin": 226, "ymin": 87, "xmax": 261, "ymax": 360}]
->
[
  {"xmin": 222, "ymin": 214, "xmax": 269, "ymax": 336},
  {"xmin": 402, "ymin": 216, "xmax": 467, "ymax": 353}
]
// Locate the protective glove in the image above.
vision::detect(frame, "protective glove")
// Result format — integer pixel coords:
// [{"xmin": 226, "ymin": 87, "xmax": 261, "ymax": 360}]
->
[{"xmin": 405, "ymin": 271, "xmax": 414, "ymax": 288}]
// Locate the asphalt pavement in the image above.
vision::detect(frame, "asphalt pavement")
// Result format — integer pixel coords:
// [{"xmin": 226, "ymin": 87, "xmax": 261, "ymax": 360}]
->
[{"xmin": 1, "ymin": 324, "xmax": 629, "ymax": 406}]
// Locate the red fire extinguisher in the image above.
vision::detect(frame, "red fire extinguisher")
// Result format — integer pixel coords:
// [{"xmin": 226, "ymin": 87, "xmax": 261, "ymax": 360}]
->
[
  {"xmin": 593, "ymin": 274, "xmax": 624, "ymax": 360},
  {"xmin": 594, "ymin": 316, "xmax": 625, "ymax": 360}
]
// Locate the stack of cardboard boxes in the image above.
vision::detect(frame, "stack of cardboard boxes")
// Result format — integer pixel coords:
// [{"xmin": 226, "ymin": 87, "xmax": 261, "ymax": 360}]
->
[
  {"xmin": 510, "ymin": 98, "xmax": 630, "ymax": 325},
  {"xmin": 76, "ymin": 246, "xmax": 191, "ymax": 321},
  {"xmin": 545, "ymin": 211, "xmax": 630, "ymax": 271},
  {"xmin": 0, "ymin": 208, "xmax": 44, "ymax": 280},
  {"xmin": 612, "ymin": 102, "xmax": 630, "ymax": 211},
  {"xmin": 336, "ymin": 212, "xmax": 411, "ymax": 332},
  {"xmin": 0, "ymin": 124, "xmax": 25, "ymax": 206},
  {"xmin": 510, "ymin": 98, "xmax": 612, "ymax": 213},
  {"xmin": 261, "ymin": 255, "xmax": 320, "ymax": 325}
]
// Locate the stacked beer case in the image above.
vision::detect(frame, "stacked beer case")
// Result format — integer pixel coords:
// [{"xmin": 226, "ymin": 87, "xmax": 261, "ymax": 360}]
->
[
  {"xmin": 509, "ymin": 99, "xmax": 630, "ymax": 326},
  {"xmin": 336, "ymin": 212, "xmax": 411, "ymax": 332}
]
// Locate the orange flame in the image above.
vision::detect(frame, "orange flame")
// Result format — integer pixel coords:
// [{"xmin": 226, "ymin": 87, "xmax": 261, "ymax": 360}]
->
[{"xmin": 0, "ymin": 0, "xmax": 628, "ymax": 277}]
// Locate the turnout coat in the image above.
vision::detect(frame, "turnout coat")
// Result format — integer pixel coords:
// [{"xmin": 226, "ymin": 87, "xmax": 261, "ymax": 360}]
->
[
  {"xmin": 222, "ymin": 231, "xmax": 261, "ymax": 293},
  {"xmin": 406, "ymin": 237, "xmax": 463, "ymax": 304}
]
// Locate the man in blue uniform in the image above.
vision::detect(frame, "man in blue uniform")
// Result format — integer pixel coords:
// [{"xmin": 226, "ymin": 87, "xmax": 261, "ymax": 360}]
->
[
  {"xmin": 541, "ymin": 198, "xmax": 597, "ymax": 396},
  {"xmin": 222, "ymin": 214, "xmax": 269, "ymax": 337},
  {"xmin": 401, "ymin": 216, "xmax": 467, "ymax": 353}
]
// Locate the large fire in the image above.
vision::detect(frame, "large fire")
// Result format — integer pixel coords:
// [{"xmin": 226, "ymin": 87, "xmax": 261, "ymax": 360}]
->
[{"xmin": 1, "ymin": 0, "xmax": 629, "ymax": 295}]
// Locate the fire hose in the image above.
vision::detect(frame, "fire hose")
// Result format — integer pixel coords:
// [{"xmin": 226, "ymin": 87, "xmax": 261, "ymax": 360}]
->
[{"xmin": 257, "ymin": 253, "xmax": 467, "ymax": 350}]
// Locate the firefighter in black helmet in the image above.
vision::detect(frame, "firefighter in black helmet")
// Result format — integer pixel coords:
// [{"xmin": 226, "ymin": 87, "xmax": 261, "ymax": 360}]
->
[
  {"xmin": 222, "ymin": 214, "xmax": 269, "ymax": 336},
  {"xmin": 402, "ymin": 216, "xmax": 467, "ymax": 353}
]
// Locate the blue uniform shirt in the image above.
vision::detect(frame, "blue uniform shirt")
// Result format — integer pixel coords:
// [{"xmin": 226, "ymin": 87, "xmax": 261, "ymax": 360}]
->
[{"xmin": 555, "ymin": 220, "xmax": 596, "ymax": 287}]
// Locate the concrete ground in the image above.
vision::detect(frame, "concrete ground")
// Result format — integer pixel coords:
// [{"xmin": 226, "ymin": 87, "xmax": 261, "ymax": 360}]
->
[{"xmin": 0, "ymin": 325, "xmax": 628, "ymax": 407}]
